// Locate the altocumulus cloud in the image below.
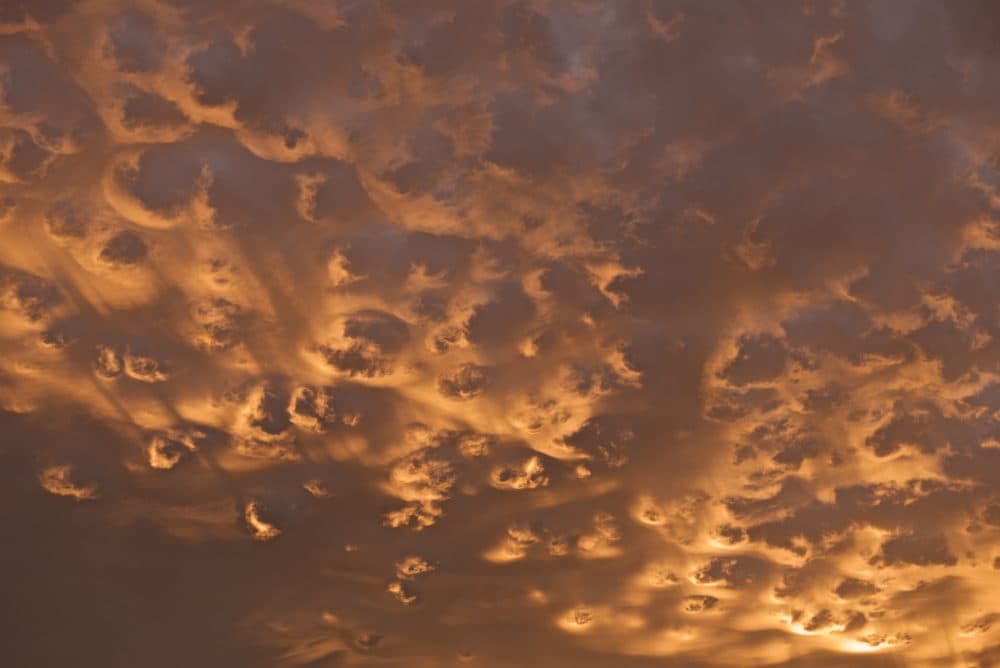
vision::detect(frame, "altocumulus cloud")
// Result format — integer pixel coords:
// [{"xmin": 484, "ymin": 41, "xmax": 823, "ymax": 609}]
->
[{"xmin": 1, "ymin": 1, "xmax": 1000, "ymax": 667}]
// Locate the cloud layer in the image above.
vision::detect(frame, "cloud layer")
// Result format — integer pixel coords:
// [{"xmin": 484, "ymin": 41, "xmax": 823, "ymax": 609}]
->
[{"xmin": 1, "ymin": 1, "xmax": 999, "ymax": 666}]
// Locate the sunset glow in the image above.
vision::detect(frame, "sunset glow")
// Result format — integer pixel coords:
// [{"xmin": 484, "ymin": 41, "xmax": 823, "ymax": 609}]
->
[{"xmin": 2, "ymin": 1, "xmax": 1000, "ymax": 666}]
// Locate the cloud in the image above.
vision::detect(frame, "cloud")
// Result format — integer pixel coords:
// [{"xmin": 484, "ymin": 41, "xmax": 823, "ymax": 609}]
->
[
  {"xmin": 244, "ymin": 500, "xmax": 281, "ymax": 541},
  {"xmin": 2, "ymin": 1, "xmax": 1000, "ymax": 666},
  {"xmin": 38, "ymin": 465, "xmax": 98, "ymax": 500}
]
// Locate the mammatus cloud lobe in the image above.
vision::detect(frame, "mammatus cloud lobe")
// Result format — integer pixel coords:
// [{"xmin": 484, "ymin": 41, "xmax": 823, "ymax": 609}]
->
[{"xmin": 1, "ymin": 1, "xmax": 1000, "ymax": 666}]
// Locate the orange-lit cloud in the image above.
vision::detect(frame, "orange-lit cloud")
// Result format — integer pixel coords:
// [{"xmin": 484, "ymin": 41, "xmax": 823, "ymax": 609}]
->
[{"xmin": 2, "ymin": 1, "xmax": 1000, "ymax": 666}]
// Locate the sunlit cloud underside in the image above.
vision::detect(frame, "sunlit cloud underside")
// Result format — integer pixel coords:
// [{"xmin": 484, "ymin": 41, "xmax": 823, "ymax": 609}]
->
[{"xmin": 1, "ymin": 1, "xmax": 1000, "ymax": 666}]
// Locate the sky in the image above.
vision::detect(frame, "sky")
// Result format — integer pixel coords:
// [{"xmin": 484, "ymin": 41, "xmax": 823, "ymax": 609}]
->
[{"xmin": 1, "ymin": 1, "xmax": 999, "ymax": 666}]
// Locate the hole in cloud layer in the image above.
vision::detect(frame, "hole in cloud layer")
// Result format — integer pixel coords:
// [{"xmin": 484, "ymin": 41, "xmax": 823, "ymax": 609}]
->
[
  {"xmin": 99, "ymin": 230, "xmax": 148, "ymax": 265},
  {"xmin": 438, "ymin": 363, "xmax": 492, "ymax": 399}
]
